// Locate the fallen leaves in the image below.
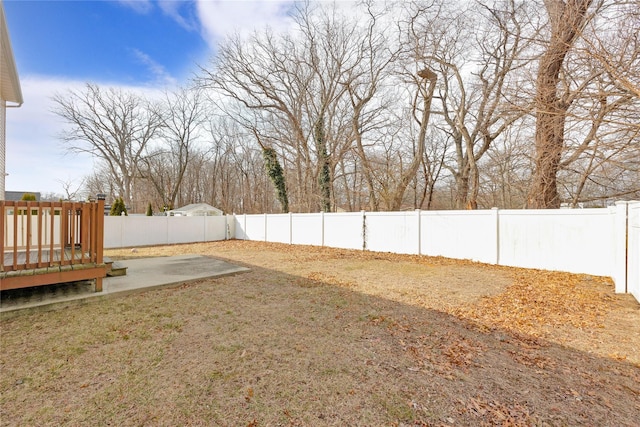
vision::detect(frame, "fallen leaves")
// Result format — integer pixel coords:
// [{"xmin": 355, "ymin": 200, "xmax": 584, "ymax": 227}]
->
[
  {"xmin": 306, "ymin": 272, "xmax": 356, "ymax": 289},
  {"xmin": 399, "ymin": 329, "xmax": 485, "ymax": 375},
  {"xmin": 93, "ymin": 240, "xmax": 640, "ymax": 426},
  {"xmin": 464, "ymin": 397, "xmax": 533, "ymax": 426},
  {"xmin": 451, "ymin": 270, "xmax": 614, "ymax": 337}
]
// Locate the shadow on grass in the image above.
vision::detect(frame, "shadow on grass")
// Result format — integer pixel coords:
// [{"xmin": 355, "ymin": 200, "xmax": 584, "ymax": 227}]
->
[
  {"xmin": 1, "ymin": 257, "xmax": 639, "ymax": 426},
  {"xmin": 0, "ymin": 280, "xmax": 95, "ymax": 311}
]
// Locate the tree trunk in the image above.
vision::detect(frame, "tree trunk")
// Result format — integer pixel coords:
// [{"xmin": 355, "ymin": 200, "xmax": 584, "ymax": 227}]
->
[
  {"xmin": 314, "ymin": 115, "xmax": 331, "ymax": 212},
  {"xmin": 262, "ymin": 147, "xmax": 289, "ymax": 213},
  {"xmin": 389, "ymin": 68, "xmax": 437, "ymax": 210},
  {"xmin": 454, "ymin": 170, "xmax": 470, "ymax": 210},
  {"xmin": 528, "ymin": 0, "xmax": 594, "ymax": 208}
]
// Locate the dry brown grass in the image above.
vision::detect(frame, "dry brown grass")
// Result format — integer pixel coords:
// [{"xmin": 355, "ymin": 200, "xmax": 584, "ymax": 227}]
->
[{"xmin": 1, "ymin": 240, "xmax": 639, "ymax": 426}]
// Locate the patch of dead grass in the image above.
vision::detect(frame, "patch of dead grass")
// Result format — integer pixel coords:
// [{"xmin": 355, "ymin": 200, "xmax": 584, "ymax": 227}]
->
[{"xmin": 1, "ymin": 240, "xmax": 639, "ymax": 426}]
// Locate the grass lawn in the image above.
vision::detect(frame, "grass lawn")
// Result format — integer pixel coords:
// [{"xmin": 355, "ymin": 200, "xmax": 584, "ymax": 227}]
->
[{"xmin": 1, "ymin": 240, "xmax": 639, "ymax": 426}]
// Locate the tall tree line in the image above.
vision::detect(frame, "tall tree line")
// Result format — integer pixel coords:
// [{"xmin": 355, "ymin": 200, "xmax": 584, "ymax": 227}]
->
[{"xmin": 53, "ymin": 0, "xmax": 640, "ymax": 213}]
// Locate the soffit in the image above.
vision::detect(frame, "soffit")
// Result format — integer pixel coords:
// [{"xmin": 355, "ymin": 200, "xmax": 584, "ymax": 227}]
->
[{"xmin": 1, "ymin": 3, "xmax": 23, "ymax": 104}]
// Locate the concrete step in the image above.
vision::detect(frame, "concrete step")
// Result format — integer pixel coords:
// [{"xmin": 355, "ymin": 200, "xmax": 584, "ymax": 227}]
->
[
  {"xmin": 104, "ymin": 257, "xmax": 128, "ymax": 277},
  {"xmin": 108, "ymin": 262, "xmax": 127, "ymax": 277}
]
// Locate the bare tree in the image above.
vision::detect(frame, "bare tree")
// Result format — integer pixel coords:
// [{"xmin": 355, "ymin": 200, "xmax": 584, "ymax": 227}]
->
[
  {"xmin": 338, "ymin": 2, "xmax": 408, "ymax": 211},
  {"xmin": 200, "ymin": 29, "xmax": 310, "ymax": 210},
  {"xmin": 53, "ymin": 83, "xmax": 163, "ymax": 210},
  {"xmin": 480, "ymin": 120, "xmax": 534, "ymax": 208},
  {"xmin": 521, "ymin": 0, "xmax": 640, "ymax": 207},
  {"xmin": 138, "ymin": 86, "xmax": 207, "ymax": 210},
  {"xmin": 556, "ymin": 69, "xmax": 638, "ymax": 205},
  {"xmin": 409, "ymin": 0, "xmax": 536, "ymax": 209},
  {"xmin": 201, "ymin": 3, "xmax": 408, "ymax": 212},
  {"xmin": 564, "ymin": 1, "xmax": 640, "ymax": 204},
  {"xmin": 416, "ymin": 132, "xmax": 449, "ymax": 210},
  {"xmin": 388, "ymin": 67, "xmax": 437, "ymax": 210},
  {"xmin": 84, "ymin": 162, "xmax": 119, "ymax": 204},
  {"xmin": 527, "ymin": 0, "xmax": 598, "ymax": 208},
  {"xmin": 57, "ymin": 178, "xmax": 86, "ymax": 201},
  {"xmin": 582, "ymin": 1, "xmax": 640, "ymax": 99}
]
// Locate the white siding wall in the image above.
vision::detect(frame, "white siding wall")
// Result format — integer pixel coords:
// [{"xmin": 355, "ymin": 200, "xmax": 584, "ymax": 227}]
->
[{"xmin": 1, "ymin": 102, "xmax": 5, "ymax": 200}]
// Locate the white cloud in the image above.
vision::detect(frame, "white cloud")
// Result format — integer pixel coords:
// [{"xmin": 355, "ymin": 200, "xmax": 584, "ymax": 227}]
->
[
  {"xmin": 116, "ymin": 0, "xmax": 154, "ymax": 14},
  {"xmin": 157, "ymin": 1, "xmax": 199, "ymax": 31},
  {"xmin": 131, "ymin": 48, "xmax": 179, "ymax": 87},
  {"xmin": 4, "ymin": 75, "xmax": 165, "ymax": 197},
  {"xmin": 118, "ymin": 0, "xmax": 198, "ymax": 32},
  {"xmin": 3, "ymin": 1, "xmax": 341, "ymax": 196},
  {"xmin": 195, "ymin": 0, "xmax": 296, "ymax": 47},
  {"xmin": 4, "ymin": 76, "xmax": 94, "ymax": 195}
]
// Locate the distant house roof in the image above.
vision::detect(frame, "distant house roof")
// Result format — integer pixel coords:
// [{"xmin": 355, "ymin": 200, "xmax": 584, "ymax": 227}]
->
[
  {"xmin": 167, "ymin": 203, "xmax": 223, "ymax": 216},
  {"xmin": 1, "ymin": 3, "xmax": 23, "ymax": 105},
  {"xmin": 4, "ymin": 191, "xmax": 41, "ymax": 201}
]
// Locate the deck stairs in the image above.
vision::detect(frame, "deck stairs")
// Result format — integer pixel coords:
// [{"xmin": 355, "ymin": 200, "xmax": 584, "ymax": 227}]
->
[{"xmin": 104, "ymin": 257, "xmax": 128, "ymax": 277}]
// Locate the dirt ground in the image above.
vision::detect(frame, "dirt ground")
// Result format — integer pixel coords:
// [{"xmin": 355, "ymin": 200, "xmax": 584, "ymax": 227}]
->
[{"xmin": 1, "ymin": 240, "xmax": 639, "ymax": 426}]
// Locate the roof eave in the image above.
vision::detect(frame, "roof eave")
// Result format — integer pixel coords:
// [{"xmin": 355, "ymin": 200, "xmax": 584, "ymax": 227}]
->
[{"xmin": 1, "ymin": 3, "xmax": 23, "ymax": 105}]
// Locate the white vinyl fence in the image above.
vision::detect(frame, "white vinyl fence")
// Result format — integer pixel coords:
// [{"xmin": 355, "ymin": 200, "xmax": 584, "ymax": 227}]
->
[
  {"xmin": 235, "ymin": 208, "xmax": 616, "ymax": 274},
  {"xmin": 3, "ymin": 212, "xmax": 62, "ymax": 247},
  {"xmin": 628, "ymin": 203, "xmax": 640, "ymax": 301},
  {"xmin": 104, "ymin": 215, "xmax": 233, "ymax": 249},
  {"xmin": 233, "ymin": 203, "xmax": 640, "ymax": 302},
  {"xmin": 102, "ymin": 203, "xmax": 639, "ymax": 302}
]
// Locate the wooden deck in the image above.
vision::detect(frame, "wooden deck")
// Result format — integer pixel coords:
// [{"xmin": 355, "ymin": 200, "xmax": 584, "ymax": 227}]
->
[
  {"xmin": 4, "ymin": 247, "xmax": 93, "ymax": 266},
  {"xmin": 1, "ymin": 199, "xmax": 106, "ymax": 292}
]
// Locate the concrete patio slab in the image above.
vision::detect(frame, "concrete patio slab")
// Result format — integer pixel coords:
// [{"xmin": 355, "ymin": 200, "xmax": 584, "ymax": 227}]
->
[{"xmin": 0, "ymin": 255, "xmax": 249, "ymax": 317}]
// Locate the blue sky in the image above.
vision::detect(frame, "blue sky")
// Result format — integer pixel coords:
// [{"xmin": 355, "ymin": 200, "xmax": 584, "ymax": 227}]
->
[
  {"xmin": 5, "ymin": 0, "xmax": 208, "ymax": 85},
  {"xmin": 3, "ymin": 0, "xmax": 295, "ymax": 197}
]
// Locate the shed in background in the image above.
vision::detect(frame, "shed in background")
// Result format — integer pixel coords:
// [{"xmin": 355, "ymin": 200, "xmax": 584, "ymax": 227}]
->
[{"xmin": 167, "ymin": 203, "xmax": 223, "ymax": 216}]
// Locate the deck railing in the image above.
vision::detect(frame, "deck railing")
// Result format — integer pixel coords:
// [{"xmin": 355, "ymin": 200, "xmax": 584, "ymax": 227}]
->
[{"xmin": 0, "ymin": 199, "xmax": 106, "ymax": 291}]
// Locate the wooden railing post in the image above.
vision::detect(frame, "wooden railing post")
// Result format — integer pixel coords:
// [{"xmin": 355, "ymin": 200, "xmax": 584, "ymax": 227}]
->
[
  {"xmin": 95, "ymin": 196, "xmax": 105, "ymax": 292},
  {"xmin": 1, "ymin": 199, "xmax": 108, "ymax": 292},
  {"xmin": 0, "ymin": 202, "xmax": 5, "ymax": 272},
  {"xmin": 12, "ymin": 202, "xmax": 18, "ymax": 270},
  {"xmin": 59, "ymin": 202, "xmax": 67, "ymax": 265},
  {"xmin": 25, "ymin": 201, "xmax": 32, "ymax": 267},
  {"xmin": 49, "ymin": 203, "xmax": 56, "ymax": 262},
  {"xmin": 36, "ymin": 203, "xmax": 44, "ymax": 267}
]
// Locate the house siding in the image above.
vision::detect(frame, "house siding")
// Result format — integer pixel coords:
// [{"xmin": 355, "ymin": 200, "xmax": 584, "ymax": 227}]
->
[
  {"xmin": 2, "ymin": 3, "xmax": 24, "ymax": 201},
  {"xmin": 1, "ymin": 101, "xmax": 5, "ymax": 200}
]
